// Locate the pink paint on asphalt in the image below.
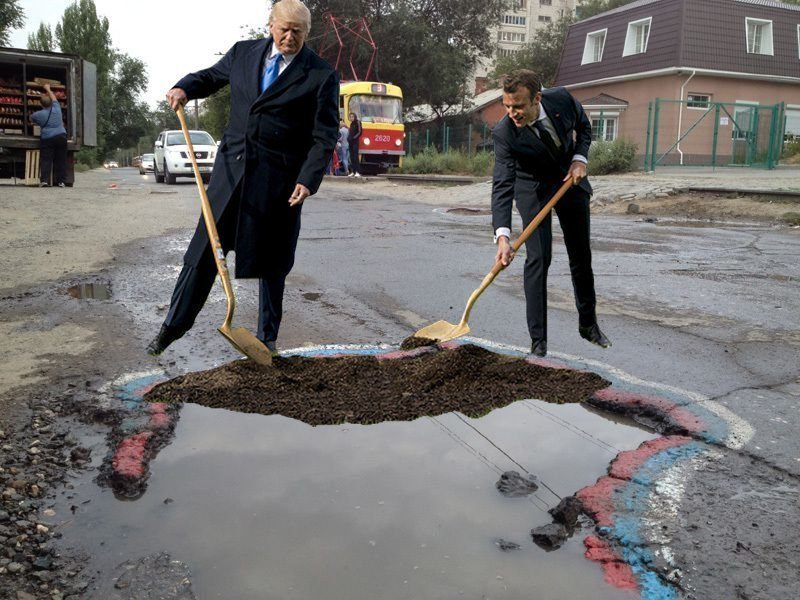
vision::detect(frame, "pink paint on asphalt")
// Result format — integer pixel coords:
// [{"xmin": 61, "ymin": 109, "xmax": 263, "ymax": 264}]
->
[{"xmin": 111, "ymin": 431, "xmax": 153, "ymax": 479}]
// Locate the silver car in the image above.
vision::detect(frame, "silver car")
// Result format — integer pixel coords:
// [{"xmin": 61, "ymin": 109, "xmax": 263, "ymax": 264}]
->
[{"xmin": 139, "ymin": 153, "xmax": 155, "ymax": 174}]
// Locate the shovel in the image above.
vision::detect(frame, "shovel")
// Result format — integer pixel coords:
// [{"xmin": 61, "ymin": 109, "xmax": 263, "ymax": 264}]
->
[
  {"xmin": 175, "ymin": 104, "xmax": 273, "ymax": 367},
  {"xmin": 414, "ymin": 179, "xmax": 574, "ymax": 343}
]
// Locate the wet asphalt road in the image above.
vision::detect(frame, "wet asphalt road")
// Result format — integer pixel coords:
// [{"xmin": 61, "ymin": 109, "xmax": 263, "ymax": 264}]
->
[{"xmin": 6, "ymin": 167, "xmax": 800, "ymax": 598}]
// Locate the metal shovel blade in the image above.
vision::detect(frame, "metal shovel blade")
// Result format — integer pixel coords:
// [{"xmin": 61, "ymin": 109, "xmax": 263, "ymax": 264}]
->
[
  {"xmin": 219, "ymin": 325, "xmax": 274, "ymax": 367},
  {"xmin": 413, "ymin": 320, "xmax": 471, "ymax": 343}
]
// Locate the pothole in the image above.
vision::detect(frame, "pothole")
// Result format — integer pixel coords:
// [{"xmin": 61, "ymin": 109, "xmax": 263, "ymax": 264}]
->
[
  {"xmin": 446, "ymin": 207, "xmax": 492, "ymax": 215},
  {"xmin": 144, "ymin": 344, "xmax": 610, "ymax": 426},
  {"xmin": 66, "ymin": 282, "xmax": 111, "ymax": 300}
]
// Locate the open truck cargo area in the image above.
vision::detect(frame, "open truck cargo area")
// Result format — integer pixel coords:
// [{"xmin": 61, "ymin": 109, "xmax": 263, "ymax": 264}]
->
[{"xmin": 0, "ymin": 47, "xmax": 96, "ymax": 186}]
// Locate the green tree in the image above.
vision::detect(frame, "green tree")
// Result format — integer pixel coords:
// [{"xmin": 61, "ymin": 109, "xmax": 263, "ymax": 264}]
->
[
  {"xmin": 55, "ymin": 0, "xmax": 114, "ymax": 162},
  {"xmin": 0, "ymin": 0, "xmax": 25, "ymax": 46},
  {"xmin": 52, "ymin": 0, "xmax": 149, "ymax": 163},
  {"xmin": 27, "ymin": 22, "xmax": 55, "ymax": 51},
  {"xmin": 104, "ymin": 54, "xmax": 150, "ymax": 151},
  {"xmin": 491, "ymin": 13, "xmax": 574, "ymax": 87},
  {"xmin": 301, "ymin": 0, "xmax": 506, "ymax": 112},
  {"xmin": 150, "ymin": 100, "xmax": 180, "ymax": 134},
  {"xmin": 199, "ymin": 87, "xmax": 231, "ymax": 140}
]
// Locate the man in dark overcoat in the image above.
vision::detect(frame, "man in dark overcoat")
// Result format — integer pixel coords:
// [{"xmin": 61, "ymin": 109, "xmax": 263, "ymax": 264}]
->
[
  {"xmin": 491, "ymin": 69, "xmax": 611, "ymax": 358},
  {"xmin": 147, "ymin": 0, "xmax": 339, "ymax": 356}
]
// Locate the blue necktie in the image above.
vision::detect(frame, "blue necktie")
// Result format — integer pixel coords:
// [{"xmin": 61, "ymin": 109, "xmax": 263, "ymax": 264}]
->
[{"xmin": 261, "ymin": 53, "xmax": 282, "ymax": 93}]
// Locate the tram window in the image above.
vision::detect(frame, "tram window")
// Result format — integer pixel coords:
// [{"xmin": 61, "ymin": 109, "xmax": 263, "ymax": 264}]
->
[{"xmin": 348, "ymin": 94, "xmax": 402, "ymax": 124}]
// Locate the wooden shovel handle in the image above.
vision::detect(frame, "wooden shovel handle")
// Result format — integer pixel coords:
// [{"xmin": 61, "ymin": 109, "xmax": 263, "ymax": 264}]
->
[
  {"xmin": 457, "ymin": 179, "xmax": 575, "ymax": 326},
  {"xmin": 491, "ymin": 179, "xmax": 574, "ymax": 278},
  {"xmin": 175, "ymin": 105, "xmax": 236, "ymax": 328},
  {"xmin": 511, "ymin": 179, "xmax": 573, "ymax": 253}
]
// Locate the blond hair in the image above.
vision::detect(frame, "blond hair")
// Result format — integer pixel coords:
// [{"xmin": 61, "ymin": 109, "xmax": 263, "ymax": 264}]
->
[{"xmin": 270, "ymin": 0, "xmax": 312, "ymax": 33}]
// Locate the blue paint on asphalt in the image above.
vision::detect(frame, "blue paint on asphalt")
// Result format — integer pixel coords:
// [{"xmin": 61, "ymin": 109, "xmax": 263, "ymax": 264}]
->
[{"xmin": 607, "ymin": 441, "xmax": 706, "ymax": 600}]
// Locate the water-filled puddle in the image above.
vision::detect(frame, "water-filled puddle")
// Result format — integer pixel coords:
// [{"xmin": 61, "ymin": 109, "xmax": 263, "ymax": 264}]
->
[
  {"xmin": 66, "ymin": 282, "xmax": 111, "ymax": 300},
  {"xmin": 60, "ymin": 384, "xmax": 652, "ymax": 598}
]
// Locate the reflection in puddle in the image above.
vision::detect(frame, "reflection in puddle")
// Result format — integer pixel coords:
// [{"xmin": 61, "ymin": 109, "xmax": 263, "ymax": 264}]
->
[
  {"xmin": 66, "ymin": 282, "xmax": 111, "ymax": 299},
  {"xmin": 62, "ymin": 399, "xmax": 650, "ymax": 599}
]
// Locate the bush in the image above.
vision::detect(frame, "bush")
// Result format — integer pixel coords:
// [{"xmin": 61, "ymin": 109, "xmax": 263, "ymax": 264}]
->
[
  {"xmin": 395, "ymin": 147, "xmax": 494, "ymax": 176},
  {"xmin": 587, "ymin": 138, "xmax": 638, "ymax": 175},
  {"xmin": 781, "ymin": 140, "xmax": 800, "ymax": 160},
  {"xmin": 74, "ymin": 163, "xmax": 91, "ymax": 173}
]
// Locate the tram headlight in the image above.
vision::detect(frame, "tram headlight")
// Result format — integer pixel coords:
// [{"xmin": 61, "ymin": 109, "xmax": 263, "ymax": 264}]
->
[
  {"xmin": 395, "ymin": 139, "xmax": 402, "ymax": 147},
  {"xmin": 363, "ymin": 137, "xmax": 371, "ymax": 146}
]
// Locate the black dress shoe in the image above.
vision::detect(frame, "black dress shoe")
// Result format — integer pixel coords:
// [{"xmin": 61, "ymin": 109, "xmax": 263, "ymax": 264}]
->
[
  {"xmin": 146, "ymin": 325, "xmax": 184, "ymax": 356},
  {"xmin": 579, "ymin": 324, "xmax": 611, "ymax": 348},
  {"xmin": 530, "ymin": 339, "xmax": 547, "ymax": 357}
]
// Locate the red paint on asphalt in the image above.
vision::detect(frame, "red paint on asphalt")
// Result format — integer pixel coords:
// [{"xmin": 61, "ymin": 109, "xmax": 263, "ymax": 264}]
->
[
  {"xmin": 111, "ymin": 431, "xmax": 153, "ymax": 478},
  {"xmin": 576, "ymin": 476, "xmax": 626, "ymax": 527},
  {"xmin": 609, "ymin": 436, "xmax": 693, "ymax": 480},
  {"xmin": 147, "ymin": 403, "xmax": 170, "ymax": 429}
]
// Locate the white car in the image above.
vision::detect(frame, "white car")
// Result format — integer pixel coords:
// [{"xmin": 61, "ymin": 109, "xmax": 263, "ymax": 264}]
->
[
  {"xmin": 153, "ymin": 129, "xmax": 216, "ymax": 184},
  {"xmin": 139, "ymin": 153, "xmax": 155, "ymax": 174}
]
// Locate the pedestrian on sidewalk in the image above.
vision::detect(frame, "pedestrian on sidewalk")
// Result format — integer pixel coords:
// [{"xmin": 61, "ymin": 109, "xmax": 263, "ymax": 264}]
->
[
  {"xmin": 146, "ymin": 0, "xmax": 339, "ymax": 358},
  {"xmin": 30, "ymin": 84, "xmax": 67, "ymax": 187},
  {"xmin": 347, "ymin": 111, "xmax": 362, "ymax": 177},
  {"xmin": 337, "ymin": 119, "xmax": 349, "ymax": 175},
  {"xmin": 491, "ymin": 69, "xmax": 610, "ymax": 358}
]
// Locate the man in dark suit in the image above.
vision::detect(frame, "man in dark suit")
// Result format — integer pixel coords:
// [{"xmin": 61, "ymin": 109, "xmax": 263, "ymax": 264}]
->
[
  {"xmin": 491, "ymin": 69, "xmax": 610, "ymax": 358},
  {"xmin": 147, "ymin": 0, "xmax": 339, "ymax": 357}
]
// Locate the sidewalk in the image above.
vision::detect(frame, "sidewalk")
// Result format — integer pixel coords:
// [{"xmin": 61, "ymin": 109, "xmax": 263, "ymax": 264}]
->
[
  {"xmin": 590, "ymin": 165, "xmax": 800, "ymax": 204},
  {"xmin": 362, "ymin": 165, "xmax": 800, "ymax": 209}
]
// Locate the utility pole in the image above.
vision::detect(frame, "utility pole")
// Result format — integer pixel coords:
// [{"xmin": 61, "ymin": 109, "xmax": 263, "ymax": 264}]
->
[{"xmin": 194, "ymin": 99, "xmax": 199, "ymax": 129}]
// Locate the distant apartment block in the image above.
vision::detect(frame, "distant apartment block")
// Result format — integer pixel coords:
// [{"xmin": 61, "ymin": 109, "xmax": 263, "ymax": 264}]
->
[{"xmin": 474, "ymin": 0, "xmax": 578, "ymax": 92}]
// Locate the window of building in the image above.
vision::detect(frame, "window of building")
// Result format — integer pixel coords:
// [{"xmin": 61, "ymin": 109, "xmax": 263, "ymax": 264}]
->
[
  {"xmin": 502, "ymin": 14, "xmax": 527, "ymax": 26},
  {"xmin": 623, "ymin": 17, "xmax": 652, "ymax": 56},
  {"xmin": 796, "ymin": 24, "xmax": 800, "ymax": 59},
  {"xmin": 746, "ymin": 18, "xmax": 773, "ymax": 55},
  {"xmin": 581, "ymin": 29, "xmax": 607, "ymax": 65},
  {"xmin": 511, "ymin": 0, "xmax": 526, "ymax": 9},
  {"xmin": 591, "ymin": 117, "xmax": 617, "ymax": 141},
  {"xmin": 732, "ymin": 101, "xmax": 758, "ymax": 140},
  {"xmin": 540, "ymin": 0, "xmax": 552, "ymax": 5},
  {"xmin": 687, "ymin": 93, "xmax": 711, "ymax": 109},
  {"xmin": 499, "ymin": 31, "xmax": 526, "ymax": 42},
  {"xmin": 497, "ymin": 48, "xmax": 520, "ymax": 58},
  {"xmin": 785, "ymin": 105, "xmax": 800, "ymax": 141},
  {"xmin": 538, "ymin": 15, "xmax": 552, "ymax": 22}
]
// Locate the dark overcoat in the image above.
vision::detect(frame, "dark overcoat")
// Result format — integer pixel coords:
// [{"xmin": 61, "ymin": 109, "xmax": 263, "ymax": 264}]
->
[
  {"xmin": 174, "ymin": 38, "xmax": 339, "ymax": 278},
  {"xmin": 491, "ymin": 86, "xmax": 593, "ymax": 232}
]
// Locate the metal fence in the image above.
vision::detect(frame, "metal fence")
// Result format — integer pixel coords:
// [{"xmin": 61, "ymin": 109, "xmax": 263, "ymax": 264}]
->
[
  {"xmin": 405, "ymin": 122, "xmax": 495, "ymax": 156},
  {"xmin": 643, "ymin": 99, "xmax": 785, "ymax": 171}
]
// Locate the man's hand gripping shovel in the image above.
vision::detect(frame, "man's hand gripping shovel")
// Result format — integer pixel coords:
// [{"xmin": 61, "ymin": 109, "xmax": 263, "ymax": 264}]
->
[{"xmin": 414, "ymin": 179, "xmax": 574, "ymax": 344}]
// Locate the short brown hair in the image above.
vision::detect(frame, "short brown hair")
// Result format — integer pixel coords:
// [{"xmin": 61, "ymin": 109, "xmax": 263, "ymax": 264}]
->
[
  {"xmin": 500, "ymin": 69, "xmax": 542, "ymax": 99},
  {"xmin": 40, "ymin": 95, "xmax": 53, "ymax": 108}
]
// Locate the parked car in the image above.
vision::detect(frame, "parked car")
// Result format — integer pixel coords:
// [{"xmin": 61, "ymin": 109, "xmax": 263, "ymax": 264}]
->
[
  {"xmin": 139, "ymin": 153, "xmax": 155, "ymax": 174},
  {"xmin": 103, "ymin": 160, "xmax": 118, "ymax": 168},
  {"xmin": 153, "ymin": 129, "xmax": 216, "ymax": 184},
  {"xmin": 132, "ymin": 155, "xmax": 142, "ymax": 169}
]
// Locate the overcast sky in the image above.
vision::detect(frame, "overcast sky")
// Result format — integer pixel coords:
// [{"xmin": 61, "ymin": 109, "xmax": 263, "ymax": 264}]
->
[{"xmin": 10, "ymin": 0, "xmax": 271, "ymax": 107}]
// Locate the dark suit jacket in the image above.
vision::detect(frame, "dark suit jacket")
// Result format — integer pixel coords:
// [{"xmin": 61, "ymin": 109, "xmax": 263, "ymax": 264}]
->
[
  {"xmin": 491, "ymin": 86, "xmax": 592, "ymax": 233},
  {"xmin": 175, "ymin": 38, "xmax": 339, "ymax": 277}
]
